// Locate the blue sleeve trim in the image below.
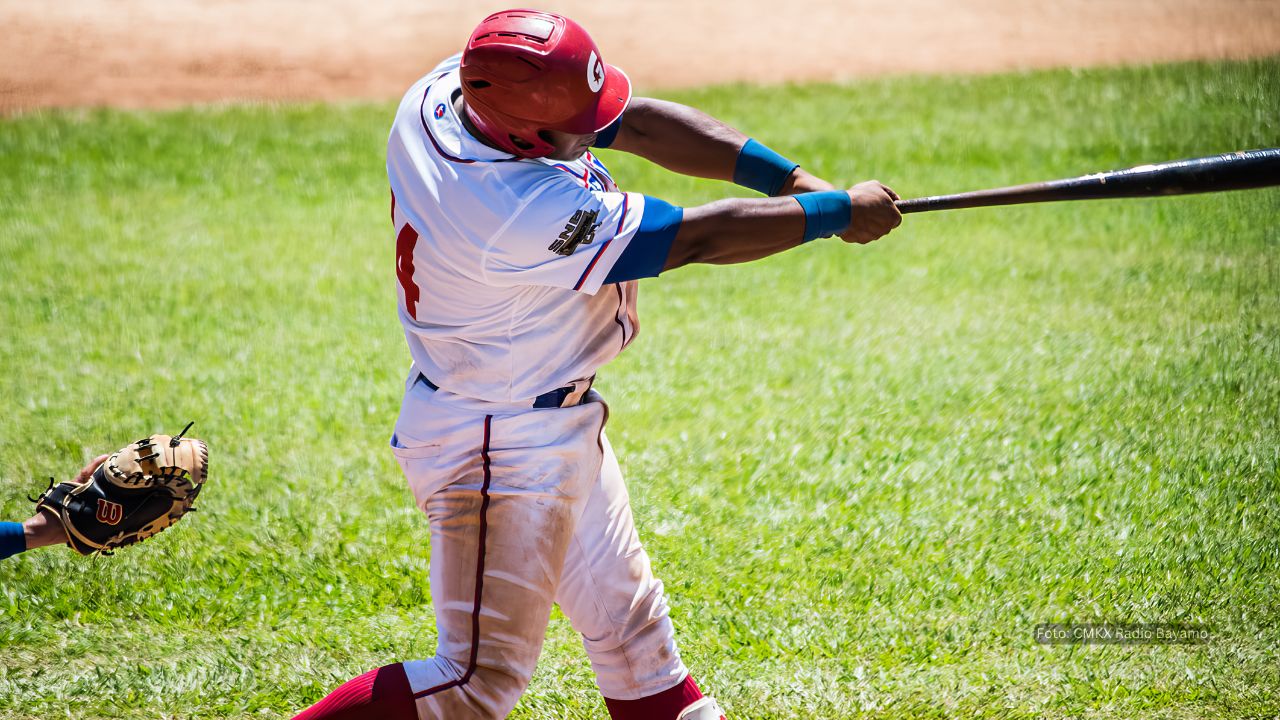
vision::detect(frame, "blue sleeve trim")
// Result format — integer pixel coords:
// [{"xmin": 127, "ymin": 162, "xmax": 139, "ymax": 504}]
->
[
  {"xmin": 592, "ymin": 117, "xmax": 623, "ymax": 149},
  {"xmin": 603, "ymin": 196, "xmax": 684, "ymax": 283},
  {"xmin": 733, "ymin": 139, "xmax": 800, "ymax": 196},
  {"xmin": 794, "ymin": 191, "xmax": 852, "ymax": 242}
]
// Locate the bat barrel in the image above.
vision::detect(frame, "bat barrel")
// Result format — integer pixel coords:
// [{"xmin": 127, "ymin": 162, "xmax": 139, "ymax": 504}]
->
[{"xmin": 896, "ymin": 148, "xmax": 1280, "ymax": 214}]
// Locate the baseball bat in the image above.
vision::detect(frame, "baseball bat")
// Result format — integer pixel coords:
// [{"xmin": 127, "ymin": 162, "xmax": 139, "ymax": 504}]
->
[{"xmin": 894, "ymin": 148, "xmax": 1280, "ymax": 214}]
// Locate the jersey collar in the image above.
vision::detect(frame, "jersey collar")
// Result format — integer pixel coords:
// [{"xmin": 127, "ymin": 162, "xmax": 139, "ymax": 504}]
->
[{"xmin": 419, "ymin": 70, "xmax": 521, "ymax": 164}]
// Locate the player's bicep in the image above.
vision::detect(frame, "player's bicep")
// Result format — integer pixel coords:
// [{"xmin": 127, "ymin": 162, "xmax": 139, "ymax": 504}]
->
[{"xmin": 484, "ymin": 189, "xmax": 681, "ymax": 294}]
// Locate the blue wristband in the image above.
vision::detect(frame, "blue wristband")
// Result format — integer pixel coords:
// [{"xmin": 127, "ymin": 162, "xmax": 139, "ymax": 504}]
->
[
  {"xmin": 733, "ymin": 139, "xmax": 800, "ymax": 196},
  {"xmin": 793, "ymin": 191, "xmax": 852, "ymax": 242}
]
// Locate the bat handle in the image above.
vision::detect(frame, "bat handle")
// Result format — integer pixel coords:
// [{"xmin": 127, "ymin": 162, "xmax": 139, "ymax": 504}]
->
[{"xmin": 894, "ymin": 198, "xmax": 935, "ymax": 214}]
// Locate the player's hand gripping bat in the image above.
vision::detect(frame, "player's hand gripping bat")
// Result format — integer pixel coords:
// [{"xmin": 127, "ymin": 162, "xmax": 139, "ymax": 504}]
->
[{"xmin": 895, "ymin": 148, "xmax": 1280, "ymax": 214}]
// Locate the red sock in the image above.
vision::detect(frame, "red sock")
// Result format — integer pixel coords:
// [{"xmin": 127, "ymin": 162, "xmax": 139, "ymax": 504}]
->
[
  {"xmin": 604, "ymin": 675, "xmax": 704, "ymax": 720},
  {"xmin": 292, "ymin": 663, "xmax": 417, "ymax": 720}
]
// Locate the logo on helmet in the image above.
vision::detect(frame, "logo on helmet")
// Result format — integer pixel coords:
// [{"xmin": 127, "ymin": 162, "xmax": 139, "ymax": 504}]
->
[{"xmin": 587, "ymin": 51, "xmax": 605, "ymax": 93}]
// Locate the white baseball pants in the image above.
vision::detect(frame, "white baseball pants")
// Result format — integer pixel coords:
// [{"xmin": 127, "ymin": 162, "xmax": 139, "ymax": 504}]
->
[{"xmin": 389, "ymin": 373, "xmax": 688, "ymax": 719}]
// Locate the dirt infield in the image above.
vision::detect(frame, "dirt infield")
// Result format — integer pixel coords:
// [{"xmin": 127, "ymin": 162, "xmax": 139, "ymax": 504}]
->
[{"xmin": 2, "ymin": 0, "xmax": 1279, "ymax": 112}]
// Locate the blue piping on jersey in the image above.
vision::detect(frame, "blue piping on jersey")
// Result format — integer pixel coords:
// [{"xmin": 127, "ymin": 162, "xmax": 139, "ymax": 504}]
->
[
  {"xmin": 548, "ymin": 163, "xmax": 592, "ymax": 189},
  {"xmin": 584, "ymin": 152, "xmax": 609, "ymax": 174},
  {"xmin": 548, "ymin": 157, "xmax": 614, "ymax": 193}
]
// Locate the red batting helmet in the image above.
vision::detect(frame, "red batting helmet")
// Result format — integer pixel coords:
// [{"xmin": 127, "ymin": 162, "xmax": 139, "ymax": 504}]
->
[{"xmin": 459, "ymin": 9, "xmax": 632, "ymax": 158}]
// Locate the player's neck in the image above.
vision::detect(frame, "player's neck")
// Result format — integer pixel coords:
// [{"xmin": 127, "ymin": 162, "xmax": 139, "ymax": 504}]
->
[{"xmin": 453, "ymin": 94, "xmax": 508, "ymax": 154}]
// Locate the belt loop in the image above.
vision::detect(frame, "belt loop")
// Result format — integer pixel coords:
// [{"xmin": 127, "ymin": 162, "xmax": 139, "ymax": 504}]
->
[{"xmin": 560, "ymin": 377, "xmax": 594, "ymax": 407}]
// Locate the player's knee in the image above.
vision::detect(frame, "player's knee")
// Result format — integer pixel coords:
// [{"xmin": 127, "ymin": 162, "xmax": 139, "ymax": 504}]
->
[
  {"xmin": 413, "ymin": 659, "xmax": 534, "ymax": 720},
  {"xmin": 583, "ymin": 586, "xmax": 686, "ymax": 697},
  {"xmin": 467, "ymin": 664, "xmax": 534, "ymax": 717}
]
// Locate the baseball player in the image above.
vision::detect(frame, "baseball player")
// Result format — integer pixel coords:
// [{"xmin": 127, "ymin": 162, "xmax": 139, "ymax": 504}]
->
[{"xmin": 293, "ymin": 9, "xmax": 899, "ymax": 720}]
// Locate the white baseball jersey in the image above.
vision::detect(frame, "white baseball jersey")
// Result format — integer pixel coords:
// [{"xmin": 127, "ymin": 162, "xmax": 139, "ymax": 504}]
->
[{"xmin": 386, "ymin": 53, "xmax": 682, "ymax": 405}]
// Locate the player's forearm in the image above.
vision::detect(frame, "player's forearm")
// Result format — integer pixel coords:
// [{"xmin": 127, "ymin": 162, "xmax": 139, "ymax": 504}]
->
[
  {"xmin": 663, "ymin": 197, "xmax": 809, "ymax": 270},
  {"xmin": 659, "ymin": 183, "xmax": 900, "ymax": 272},
  {"xmin": 610, "ymin": 98, "xmax": 837, "ymax": 199},
  {"xmin": 611, "ymin": 98, "xmax": 745, "ymax": 181},
  {"xmin": 777, "ymin": 167, "xmax": 837, "ymax": 195}
]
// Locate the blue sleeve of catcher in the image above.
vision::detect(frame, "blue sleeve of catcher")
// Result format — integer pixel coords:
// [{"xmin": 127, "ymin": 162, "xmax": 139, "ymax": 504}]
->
[
  {"xmin": 734, "ymin": 139, "xmax": 800, "ymax": 196},
  {"xmin": 0, "ymin": 521, "xmax": 26, "ymax": 560},
  {"xmin": 794, "ymin": 191, "xmax": 852, "ymax": 242},
  {"xmin": 603, "ymin": 196, "xmax": 684, "ymax": 284}
]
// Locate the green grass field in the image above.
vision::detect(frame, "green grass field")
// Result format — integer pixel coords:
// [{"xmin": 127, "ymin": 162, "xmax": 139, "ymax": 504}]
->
[{"xmin": 2, "ymin": 58, "xmax": 1278, "ymax": 719}]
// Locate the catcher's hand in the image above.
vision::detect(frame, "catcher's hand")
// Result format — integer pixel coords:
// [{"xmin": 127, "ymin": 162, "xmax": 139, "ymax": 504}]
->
[{"xmin": 34, "ymin": 424, "xmax": 209, "ymax": 555}]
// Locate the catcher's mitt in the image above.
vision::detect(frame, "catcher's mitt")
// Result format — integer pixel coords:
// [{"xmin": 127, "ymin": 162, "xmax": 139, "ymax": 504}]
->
[{"xmin": 34, "ymin": 424, "xmax": 209, "ymax": 555}]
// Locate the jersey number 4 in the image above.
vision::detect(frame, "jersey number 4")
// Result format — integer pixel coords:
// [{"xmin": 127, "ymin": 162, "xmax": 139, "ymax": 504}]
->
[{"xmin": 396, "ymin": 223, "xmax": 421, "ymax": 320}]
